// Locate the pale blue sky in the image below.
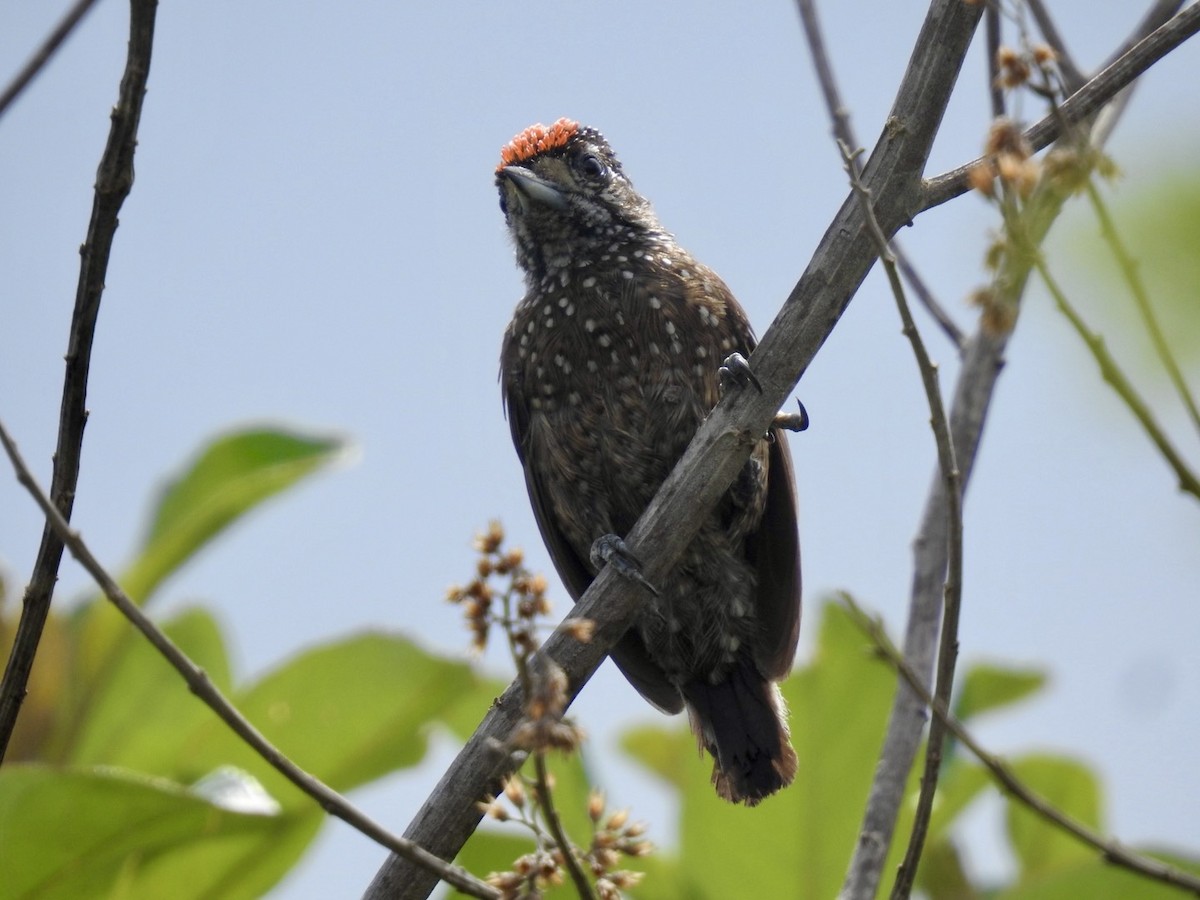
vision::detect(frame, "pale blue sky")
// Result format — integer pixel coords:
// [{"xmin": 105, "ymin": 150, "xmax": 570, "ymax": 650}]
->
[{"xmin": 2, "ymin": 2, "xmax": 1198, "ymax": 896}]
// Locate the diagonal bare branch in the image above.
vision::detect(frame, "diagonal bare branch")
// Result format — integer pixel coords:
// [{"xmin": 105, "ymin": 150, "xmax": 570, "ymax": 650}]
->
[
  {"xmin": 0, "ymin": 0, "xmax": 104, "ymax": 120},
  {"xmin": 795, "ymin": 0, "xmax": 966, "ymax": 349},
  {"xmin": 923, "ymin": 2, "xmax": 1199, "ymax": 210},
  {"xmin": 844, "ymin": 594, "xmax": 1200, "ymax": 898},
  {"xmin": 837, "ymin": 140, "xmax": 965, "ymax": 900}
]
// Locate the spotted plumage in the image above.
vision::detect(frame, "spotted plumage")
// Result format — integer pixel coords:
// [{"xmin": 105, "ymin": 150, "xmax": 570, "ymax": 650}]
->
[{"xmin": 497, "ymin": 119, "xmax": 801, "ymax": 804}]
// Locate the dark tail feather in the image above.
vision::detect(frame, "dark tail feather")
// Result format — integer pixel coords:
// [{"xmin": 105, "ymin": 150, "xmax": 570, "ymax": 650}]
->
[{"xmin": 682, "ymin": 657, "xmax": 797, "ymax": 806}]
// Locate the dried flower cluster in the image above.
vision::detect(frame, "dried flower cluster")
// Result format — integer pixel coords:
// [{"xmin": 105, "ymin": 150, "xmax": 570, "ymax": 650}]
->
[
  {"xmin": 968, "ymin": 117, "xmax": 1039, "ymax": 199},
  {"xmin": 482, "ymin": 782, "xmax": 653, "ymax": 899},
  {"xmin": 968, "ymin": 36, "xmax": 1068, "ymax": 201},
  {"xmin": 452, "ymin": 522, "xmax": 651, "ymax": 897},
  {"xmin": 446, "ymin": 520, "xmax": 551, "ymax": 654},
  {"xmin": 511, "ymin": 656, "xmax": 585, "ymax": 753},
  {"xmin": 994, "ymin": 41, "xmax": 1058, "ymax": 91},
  {"xmin": 447, "ymin": 520, "xmax": 588, "ymax": 752}
]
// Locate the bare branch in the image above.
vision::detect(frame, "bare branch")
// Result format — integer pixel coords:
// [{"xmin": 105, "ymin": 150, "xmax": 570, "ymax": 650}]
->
[
  {"xmin": 534, "ymin": 752, "xmax": 595, "ymax": 899},
  {"xmin": 795, "ymin": 0, "xmax": 965, "ymax": 349},
  {"xmin": 923, "ymin": 3, "xmax": 1200, "ymax": 210},
  {"xmin": 843, "ymin": 594, "xmax": 1200, "ymax": 898},
  {"xmin": 368, "ymin": 2, "xmax": 989, "ymax": 896},
  {"xmin": 0, "ymin": 420, "xmax": 500, "ymax": 900},
  {"xmin": 0, "ymin": 0, "xmax": 103, "ymax": 120},
  {"xmin": 842, "ymin": 325, "xmax": 1006, "ymax": 900},
  {"xmin": 986, "ymin": 3, "xmax": 1006, "ymax": 119},
  {"xmin": 838, "ymin": 140, "xmax": 966, "ymax": 899},
  {"xmin": 0, "ymin": 0, "xmax": 156, "ymax": 762}
]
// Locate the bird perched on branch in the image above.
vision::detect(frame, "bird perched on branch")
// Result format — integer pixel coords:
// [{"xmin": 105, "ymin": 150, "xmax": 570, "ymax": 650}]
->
[{"xmin": 496, "ymin": 119, "xmax": 801, "ymax": 805}]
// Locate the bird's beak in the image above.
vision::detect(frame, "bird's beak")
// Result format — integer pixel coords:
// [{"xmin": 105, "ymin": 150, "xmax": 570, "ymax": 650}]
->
[{"xmin": 499, "ymin": 165, "xmax": 568, "ymax": 210}]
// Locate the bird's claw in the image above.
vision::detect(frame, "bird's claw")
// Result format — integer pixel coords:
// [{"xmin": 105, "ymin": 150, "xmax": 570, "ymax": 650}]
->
[
  {"xmin": 771, "ymin": 398, "xmax": 810, "ymax": 433},
  {"xmin": 590, "ymin": 534, "xmax": 660, "ymax": 596},
  {"xmin": 718, "ymin": 352, "xmax": 762, "ymax": 394}
]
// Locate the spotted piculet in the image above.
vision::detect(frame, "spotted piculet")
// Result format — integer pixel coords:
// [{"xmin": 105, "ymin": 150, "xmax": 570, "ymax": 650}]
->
[{"xmin": 496, "ymin": 119, "xmax": 801, "ymax": 805}]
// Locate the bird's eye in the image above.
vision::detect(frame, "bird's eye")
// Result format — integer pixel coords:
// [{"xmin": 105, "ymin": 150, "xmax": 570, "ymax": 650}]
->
[
  {"xmin": 499, "ymin": 192, "xmax": 508, "ymax": 217},
  {"xmin": 577, "ymin": 152, "xmax": 607, "ymax": 181}
]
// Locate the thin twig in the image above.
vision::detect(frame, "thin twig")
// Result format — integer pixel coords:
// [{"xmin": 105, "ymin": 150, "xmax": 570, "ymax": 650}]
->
[
  {"xmin": 1036, "ymin": 258, "xmax": 1200, "ymax": 500},
  {"xmin": 1084, "ymin": 180, "xmax": 1200, "ymax": 436},
  {"xmin": 534, "ymin": 752, "xmax": 595, "ymax": 900},
  {"xmin": 0, "ymin": 0, "xmax": 104, "ymax": 119},
  {"xmin": 985, "ymin": 2, "xmax": 1005, "ymax": 119},
  {"xmin": 0, "ymin": 420, "xmax": 500, "ymax": 900},
  {"xmin": 794, "ymin": 0, "xmax": 965, "ymax": 349},
  {"xmin": 0, "ymin": 0, "xmax": 156, "ymax": 762},
  {"xmin": 923, "ymin": 3, "xmax": 1200, "ymax": 210},
  {"xmin": 1027, "ymin": 0, "xmax": 1087, "ymax": 92},
  {"xmin": 842, "ymin": 594, "xmax": 1200, "ymax": 898},
  {"xmin": 503, "ymin": 590, "xmax": 596, "ymax": 899},
  {"xmin": 838, "ymin": 142, "xmax": 964, "ymax": 900}
]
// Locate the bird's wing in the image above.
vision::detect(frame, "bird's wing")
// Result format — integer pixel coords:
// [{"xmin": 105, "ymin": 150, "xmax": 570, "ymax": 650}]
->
[
  {"xmin": 501, "ymin": 329, "xmax": 685, "ymax": 714},
  {"xmin": 747, "ymin": 428, "xmax": 802, "ymax": 680}
]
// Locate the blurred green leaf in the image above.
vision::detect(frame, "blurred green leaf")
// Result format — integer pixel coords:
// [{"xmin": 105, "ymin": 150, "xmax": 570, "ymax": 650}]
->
[
  {"xmin": 995, "ymin": 850, "xmax": 1200, "ymax": 899},
  {"xmin": 1007, "ymin": 754, "xmax": 1102, "ymax": 879},
  {"xmin": 171, "ymin": 632, "xmax": 482, "ymax": 803},
  {"xmin": 15, "ymin": 630, "xmax": 486, "ymax": 897},
  {"xmin": 70, "ymin": 426, "xmax": 348, "ymax": 728},
  {"xmin": 68, "ymin": 607, "xmax": 231, "ymax": 769},
  {"xmin": 1067, "ymin": 169, "xmax": 1200, "ymax": 367},
  {"xmin": 955, "ymin": 663, "xmax": 1047, "ymax": 722},
  {"xmin": 123, "ymin": 426, "xmax": 349, "ymax": 606},
  {"xmin": 919, "ymin": 838, "xmax": 980, "ymax": 900},
  {"xmin": 0, "ymin": 764, "xmax": 312, "ymax": 900}
]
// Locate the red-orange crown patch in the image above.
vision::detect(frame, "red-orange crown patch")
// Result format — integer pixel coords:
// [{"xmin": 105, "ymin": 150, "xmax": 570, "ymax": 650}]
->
[{"xmin": 496, "ymin": 118, "xmax": 579, "ymax": 172}]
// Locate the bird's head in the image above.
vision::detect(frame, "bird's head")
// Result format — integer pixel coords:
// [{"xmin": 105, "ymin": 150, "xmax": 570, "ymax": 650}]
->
[{"xmin": 495, "ymin": 119, "xmax": 662, "ymax": 281}]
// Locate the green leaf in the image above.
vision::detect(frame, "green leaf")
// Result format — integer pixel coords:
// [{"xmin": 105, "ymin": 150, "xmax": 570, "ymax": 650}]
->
[
  {"xmin": 955, "ymin": 663, "xmax": 1047, "ymax": 722},
  {"xmin": 1085, "ymin": 172, "xmax": 1200, "ymax": 364},
  {"xmin": 65, "ymin": 426, "xmax": 347, "ymax": 753},
  {"xmin": 0, "ymin": 764, "xmax": 313, "ymax": 900},
  {"xmin": 123, "ymin": 426, "xmax": 348, "ymax": 606},
  {"xmin": 16, "ymin": 633, "xmax": 485, "ymax": 897},
  {"xmin": 68, "ymin": 607, "xmax": 232, "ymax": 769},
  {"xmin": 1061, "ymin": 167, "xmax": 1200, "ymax": 411},
  {"xmin": 170, "ymin": 632, "xmax": 482, "ymax": 803},
  {"xmin": 1006, "ymin": 754, "xmax": 1102, "ymax": 879}
]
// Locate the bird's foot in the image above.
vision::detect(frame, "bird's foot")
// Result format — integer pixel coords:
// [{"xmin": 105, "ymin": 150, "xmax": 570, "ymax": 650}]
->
[
  {"xmin": 590, "ymin": 534, "xmax": 660, "ymax": 596},
  {"xmin": 771, "ymin": 398, "xmax": 810, "ymax": 433},
  {"xmin": 718, "ymin": 352, "xmax": 761, "ymax": 394}
]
